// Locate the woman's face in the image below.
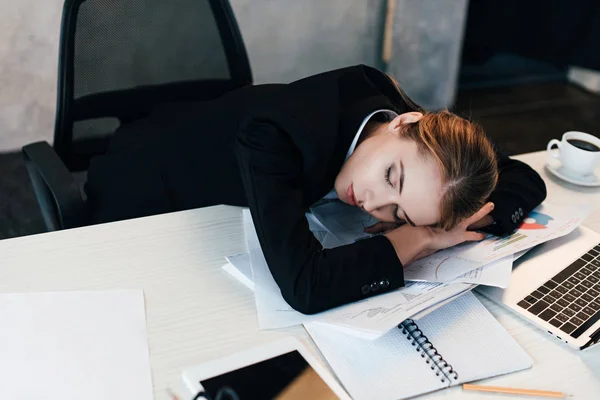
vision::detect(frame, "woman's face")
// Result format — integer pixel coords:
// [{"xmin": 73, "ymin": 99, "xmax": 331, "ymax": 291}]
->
[{"xmin": 334, "ymin": 113, "xmax": 444, "ymax": 227}]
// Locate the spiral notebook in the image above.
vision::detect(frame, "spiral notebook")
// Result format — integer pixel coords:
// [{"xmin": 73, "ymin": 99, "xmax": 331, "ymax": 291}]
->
[{"xmin": 305, "ymin": 292, "xmax": 533, "ymax": 400}]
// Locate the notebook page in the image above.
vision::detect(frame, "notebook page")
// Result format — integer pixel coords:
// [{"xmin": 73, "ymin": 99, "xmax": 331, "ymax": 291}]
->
[
  {"xmin": 305, "ymin": 322, "xmax": 445, "ymax": 400},
  {"xmin": 415, "ymin": 292, "xmax": 533, "ymax": 385}
]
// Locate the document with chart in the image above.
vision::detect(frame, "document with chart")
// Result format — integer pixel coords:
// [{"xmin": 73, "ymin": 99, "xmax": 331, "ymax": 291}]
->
[{"xmin": 404, "ymin": 203, "xmax": 591, "ymax": 282}]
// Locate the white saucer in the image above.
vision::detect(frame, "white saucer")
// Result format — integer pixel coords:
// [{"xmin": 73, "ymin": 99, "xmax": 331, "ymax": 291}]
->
[{"xmin": 545, "ymin": 156, "xmax": 600, "ymax": 187}]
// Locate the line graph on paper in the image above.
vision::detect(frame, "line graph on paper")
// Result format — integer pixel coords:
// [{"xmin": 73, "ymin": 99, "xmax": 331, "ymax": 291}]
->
[
  {"xmin": 433, "ymin": 257, "xmax": 453, "ymax": 280},
  {"xmin": 404, "ymin": 252, "xmax": 481, "ymax": 282}
]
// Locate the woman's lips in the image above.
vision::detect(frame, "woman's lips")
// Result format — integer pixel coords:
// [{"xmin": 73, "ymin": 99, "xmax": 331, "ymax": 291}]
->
[{"xmin": 346, "ymin": 184, "xmax": 357, "ymax": 206}]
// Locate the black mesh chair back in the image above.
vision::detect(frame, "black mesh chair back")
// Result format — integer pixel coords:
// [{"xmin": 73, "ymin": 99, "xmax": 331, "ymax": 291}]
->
[{"xmin": 55, "ymin": 0, "xmax": 252, "ymax": 171}]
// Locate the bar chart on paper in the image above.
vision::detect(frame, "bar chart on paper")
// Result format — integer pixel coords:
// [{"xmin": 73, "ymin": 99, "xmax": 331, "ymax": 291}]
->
[{"xmin": 489, "ymin": 232, "xmax": 527, "ymax": 251}]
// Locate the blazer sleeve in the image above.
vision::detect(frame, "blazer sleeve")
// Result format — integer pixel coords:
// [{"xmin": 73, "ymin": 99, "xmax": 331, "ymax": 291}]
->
[
  {"xmin": 484, "ymin": 147, "xmax": 547, "ymax": 236},
  {"xmin": 235, "ymin": 117, "xmax": 405, "ymax": 314}
]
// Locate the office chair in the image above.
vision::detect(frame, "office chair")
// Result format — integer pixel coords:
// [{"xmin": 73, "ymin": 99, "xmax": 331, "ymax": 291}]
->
[{"xmin": 22, "ymin": 0, "xmax": 252, "ymax": 231}]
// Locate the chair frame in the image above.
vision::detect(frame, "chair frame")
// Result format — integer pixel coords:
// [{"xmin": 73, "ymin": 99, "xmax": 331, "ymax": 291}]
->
[
  {"xmin": 22, "ymin": 142, "xmax": 87, "ymax": 230},
  {"xmin": 54, "ymin": 0, "xmax": 253, "ymax": 171},
  {"xmin": 23, "ymin": 0, "xmax": 253, "ymax": 231}
]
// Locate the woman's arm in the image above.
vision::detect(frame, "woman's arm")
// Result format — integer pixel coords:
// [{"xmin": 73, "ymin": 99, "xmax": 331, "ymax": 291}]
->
[
  {"xmin": 484, "ymin": 147, "xmax": 547, "ymax": 236},
  {"xmin": 235, "ymin": 117, "xmax": 405, "ymax": 314}
]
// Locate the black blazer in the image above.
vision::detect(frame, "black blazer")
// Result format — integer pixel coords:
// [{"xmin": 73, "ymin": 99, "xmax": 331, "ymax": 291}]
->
[{"xmin": 86, "ymin": 65, "xmax": 547, "ymax": 314}]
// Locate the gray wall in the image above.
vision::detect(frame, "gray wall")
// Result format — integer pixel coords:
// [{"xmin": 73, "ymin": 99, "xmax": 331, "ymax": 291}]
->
[
  {"xmin": 388, "ymin": 0, "xmax": 468, "ymax": 110},
  {"xmin": 0, "ymin": 0, "xmax": 466, "ymax": 152},
  {"xmin": 0, "ymin": 0, "xmax": 62, "ymax": 152},
  {"xmin": 232, "ymin": 0, "xmax": 385, "ymax": 84}
]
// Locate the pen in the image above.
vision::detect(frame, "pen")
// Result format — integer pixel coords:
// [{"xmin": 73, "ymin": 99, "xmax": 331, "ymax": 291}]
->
[{"xmin": 463, "ymin": 384, "xmax": 570, "ymax": 398}]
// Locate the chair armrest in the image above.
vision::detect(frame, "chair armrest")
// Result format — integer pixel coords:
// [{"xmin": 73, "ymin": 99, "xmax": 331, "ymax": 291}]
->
[{"xmin": 21, "ymin": 141, "xmax": 87, "ymax": 231}]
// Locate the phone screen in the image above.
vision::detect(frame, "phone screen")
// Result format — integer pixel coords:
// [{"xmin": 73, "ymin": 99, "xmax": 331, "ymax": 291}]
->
[{"xmin": 199, "ymin": 350, "xmax": 340, "ymax": 400}]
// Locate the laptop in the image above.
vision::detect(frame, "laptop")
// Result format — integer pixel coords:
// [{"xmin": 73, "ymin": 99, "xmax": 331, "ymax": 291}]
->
[{"xmin": 478, "ymin": 226, "xmax": 600, "ymax": 350}]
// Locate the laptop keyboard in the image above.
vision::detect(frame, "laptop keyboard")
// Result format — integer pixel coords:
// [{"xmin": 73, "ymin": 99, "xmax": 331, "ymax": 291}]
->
[{"xmin": 518, "ymin": 243, "xmax": 600, "ymax": 338}]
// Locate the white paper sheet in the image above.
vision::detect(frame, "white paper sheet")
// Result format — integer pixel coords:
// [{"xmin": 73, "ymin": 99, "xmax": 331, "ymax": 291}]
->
[
  {"xmin": 405, "ymin": 256, "xmax": 513, "ymax": 287},
  {"xmin": 404, "ymin": 203, "xmax": 591, "ymax": 282},
  {"xmin": 313, "ymin": 281, "xmax": 474, "ymax": 339},
  {"xmin": 450, "ymin": 255, "xmax": 513, "ymax": 287},
  {"xmin": 243, "ymin": 210, "xmax": 319, "ymax": 329},
  {"xmin": 410, "ymin": 288, "xmax": 473, "ymax": 320},
  {"xmin": 0, "ymin": 290, "xmax": 153, "ymax": 400},
  {"xmin": 223, "ymin": 253, "xmax": 254, "ymax": 291},
  {"xmin": 514, "ymin": 249, "xmax": 530, "ymax": 261}
]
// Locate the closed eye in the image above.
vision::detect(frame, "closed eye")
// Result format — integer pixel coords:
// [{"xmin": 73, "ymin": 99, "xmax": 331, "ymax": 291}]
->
[
  {"xmin": 386, "ymin": 162, "xmax": 405, "ymax": 194},
  {"xmin": 385, "ymin": 166, "xmax": 393, "ymax": 187}
]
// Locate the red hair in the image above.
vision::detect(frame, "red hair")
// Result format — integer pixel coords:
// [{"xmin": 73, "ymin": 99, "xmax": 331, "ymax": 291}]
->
[{"xmin": 386, "ymin": 74, "xmax": 498, "ymax": 229}]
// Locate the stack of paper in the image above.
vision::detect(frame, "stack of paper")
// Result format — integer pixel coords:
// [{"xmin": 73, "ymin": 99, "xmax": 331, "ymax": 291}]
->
[
  {"xmin": 224, "ymin": 201, "xmax": 590, "ymax": 339},
  {"xmin": 225, "ymin": 210, "xmax": 473, "ymax": 339}
]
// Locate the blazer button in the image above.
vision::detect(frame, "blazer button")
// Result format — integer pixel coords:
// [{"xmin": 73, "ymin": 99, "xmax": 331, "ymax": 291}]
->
[
  {"xmin": 380, "ymin": 279, "xmax": 390, "ymax": 289},
  {"xmin": 370, "ymin": 281, "xmax": 380, "ymax": 292},
  {"xmin": 518, "ymin": 207, "xmax": 524, "ymax": 216},
  {"xmin": 361, "ymin": 285, "xmax": 370, "ymax": 295}
]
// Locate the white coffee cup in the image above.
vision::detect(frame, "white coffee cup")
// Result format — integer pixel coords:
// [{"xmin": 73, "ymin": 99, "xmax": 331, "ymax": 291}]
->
[{"xmin": 547, "ymin": 131, "xmax": 600, "ymax": 176}]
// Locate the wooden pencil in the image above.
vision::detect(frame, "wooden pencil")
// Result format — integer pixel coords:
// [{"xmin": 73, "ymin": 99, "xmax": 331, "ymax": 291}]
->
[{"xmin": 463, "ymin": 383, "xmax": 570, "ymax": 398}]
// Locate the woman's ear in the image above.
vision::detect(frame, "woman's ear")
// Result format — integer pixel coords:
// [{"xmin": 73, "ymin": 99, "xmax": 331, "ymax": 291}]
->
[{"xmin": 389, "ymin": 112, "xmax": 423, "ymax": 133}]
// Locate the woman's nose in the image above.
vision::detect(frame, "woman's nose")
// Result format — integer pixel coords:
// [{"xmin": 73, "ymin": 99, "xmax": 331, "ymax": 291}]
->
[
  {"xmin": 362, "ymin": 191, "xmax": 377, "ymax": 212},
  {"xmin": 363, "ymin": 189, "xmax": 393, "ymax": 213},
  {"xmin": 363, "ymin": 201, "xmax": 391, "ymax": 219}
]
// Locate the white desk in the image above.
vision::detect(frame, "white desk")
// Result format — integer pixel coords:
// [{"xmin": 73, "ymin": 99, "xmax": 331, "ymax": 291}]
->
[{"xmin": 1, "ymin": 150, "xmax": 600, "ymax": 399}]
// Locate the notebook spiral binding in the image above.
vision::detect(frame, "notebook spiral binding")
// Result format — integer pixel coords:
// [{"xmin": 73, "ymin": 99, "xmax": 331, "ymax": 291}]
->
[{"xmin": 400, "ymin": 319, "xmax": 459, "ymax": 384}]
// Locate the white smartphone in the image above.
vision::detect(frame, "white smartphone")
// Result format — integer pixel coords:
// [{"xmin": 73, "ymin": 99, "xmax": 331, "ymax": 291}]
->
[{"xmin": 181, "ymin": 337, "xmax": 350, "ymax": 400}]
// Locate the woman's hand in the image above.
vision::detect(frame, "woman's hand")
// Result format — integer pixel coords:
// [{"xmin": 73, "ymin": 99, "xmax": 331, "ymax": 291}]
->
[
  {"xmin": 384, "ymin": 202, "xmax": 494, "ymax": 266},
  {"xmin": 423, "ymin": 202, "xmax": 495, "ymax": 251}
]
